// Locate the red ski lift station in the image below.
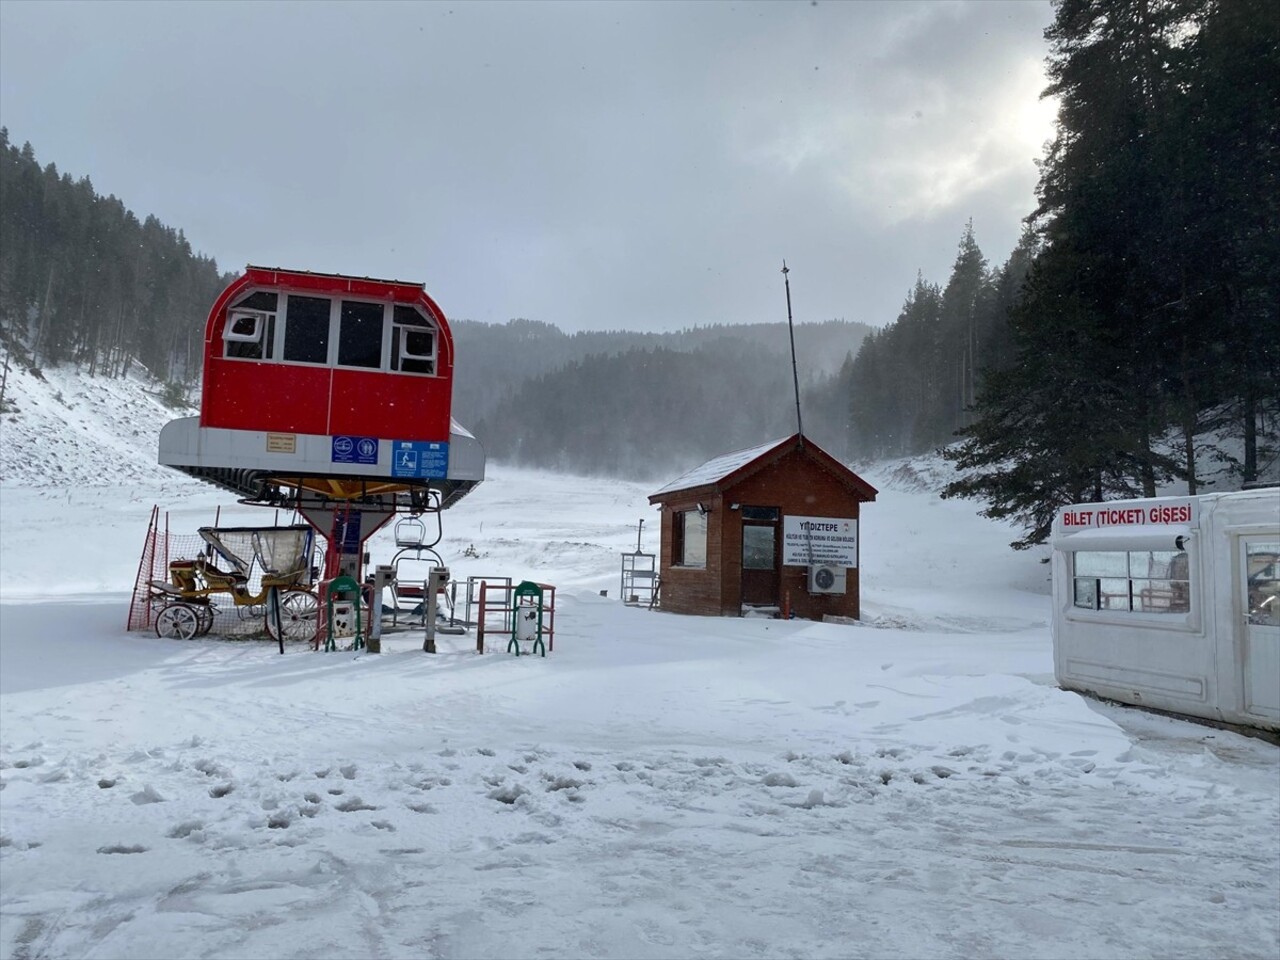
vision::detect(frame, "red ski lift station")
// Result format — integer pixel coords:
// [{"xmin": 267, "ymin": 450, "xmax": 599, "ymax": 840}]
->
[
  {"xmin": 126, "ymin": 265, "xmax": 551, "ymax": 652},
  {"xmin": 157, "ymin": 266, "xmax": 485, "ymax": 578}
]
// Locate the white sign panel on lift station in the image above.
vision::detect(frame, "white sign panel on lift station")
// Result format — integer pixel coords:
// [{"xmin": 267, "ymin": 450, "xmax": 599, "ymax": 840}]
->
[{"xmin": 783, "ymin": 516, "xmax": 858, "ymax": 567}]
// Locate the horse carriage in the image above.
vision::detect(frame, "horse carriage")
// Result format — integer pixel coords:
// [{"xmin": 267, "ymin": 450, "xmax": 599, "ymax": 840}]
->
[{"xmin": 147, "ymin": 525, "xmax": 319, "ymax": 641}]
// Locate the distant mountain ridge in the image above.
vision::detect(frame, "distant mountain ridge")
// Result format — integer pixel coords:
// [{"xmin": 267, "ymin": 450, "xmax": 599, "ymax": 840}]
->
[{"xmin": 449, "ymin": 317, "xmax": 872, "ymax": 431}]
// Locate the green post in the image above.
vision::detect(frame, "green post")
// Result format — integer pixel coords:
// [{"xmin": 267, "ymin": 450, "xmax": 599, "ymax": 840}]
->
[
  {"xmin": 324, "ymin": 575, "xmax": 364, "ymax": 652},
  {"xmin": 508, "ymin": 581, "xmax": 546, "ymax": 657}
]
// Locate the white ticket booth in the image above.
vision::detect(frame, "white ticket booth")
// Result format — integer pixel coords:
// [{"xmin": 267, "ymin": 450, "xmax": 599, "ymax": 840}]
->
[{"xmin": 1051, "ymin": 489, "xmax": 1279, "ymax": 731}]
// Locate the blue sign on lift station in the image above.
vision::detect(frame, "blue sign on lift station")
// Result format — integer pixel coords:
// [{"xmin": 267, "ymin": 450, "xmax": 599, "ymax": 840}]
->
[
  {"xmin": 391, "ymin": 441, "xmax": 449, "ymax": 479},
  {"xmin": 331, "ymin": 435, "xmax": 379, "ymax": 465}
]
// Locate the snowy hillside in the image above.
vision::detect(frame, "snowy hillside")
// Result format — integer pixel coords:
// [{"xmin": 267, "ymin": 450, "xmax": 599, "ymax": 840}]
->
[
  {"xmin": 0, "ymin": 364, "xmax": 1277, "ymax": 960},
  {"xmin": 0, "ymin": 362, "xmax": 197, "ymax": 490}
]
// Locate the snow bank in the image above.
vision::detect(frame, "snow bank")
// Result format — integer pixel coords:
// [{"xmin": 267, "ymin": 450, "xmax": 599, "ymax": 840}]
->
[{"xmin": 1, "ymin": 364, "xmax": 1276, "ymax": 960}]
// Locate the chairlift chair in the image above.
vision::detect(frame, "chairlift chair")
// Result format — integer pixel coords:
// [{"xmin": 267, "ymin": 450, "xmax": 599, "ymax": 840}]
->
[{"xmin": 388, "ymin": 514, "xmax": 452, "ymax": 625}]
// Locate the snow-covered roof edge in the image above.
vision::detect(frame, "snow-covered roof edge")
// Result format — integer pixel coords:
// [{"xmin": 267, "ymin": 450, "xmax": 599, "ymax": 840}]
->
[
  {"xmin": 649, "ymin": 434, "xmax": 879, "ymax": 502},
  {"xmin": 650, "ymin": 436, "xmax": 794, "ymax": 497}
]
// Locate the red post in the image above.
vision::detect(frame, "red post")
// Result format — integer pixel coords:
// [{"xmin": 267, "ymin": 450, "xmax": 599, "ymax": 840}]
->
[
  {"xmin": 127, "ymin": 505, "xmax": 161, "ymax": 631},
  {"xmin": 542, "ymin": 583, "xmax": 556, "ymax": 652},
  {"xmin": 314, "ymin": 580, "xmax": 329, "ymax": 651}
]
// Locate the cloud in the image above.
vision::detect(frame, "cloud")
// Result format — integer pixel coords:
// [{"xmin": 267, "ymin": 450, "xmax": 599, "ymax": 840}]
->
[{"xmin": 0, "ymin": 0, "xmax": 1055, "ymax": 331}]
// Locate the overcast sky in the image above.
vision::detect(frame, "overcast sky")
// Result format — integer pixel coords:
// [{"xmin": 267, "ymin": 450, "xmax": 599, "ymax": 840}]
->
[{"xmin": 0, "ymin": 0, "xmax": 1055, "ymax": 333}]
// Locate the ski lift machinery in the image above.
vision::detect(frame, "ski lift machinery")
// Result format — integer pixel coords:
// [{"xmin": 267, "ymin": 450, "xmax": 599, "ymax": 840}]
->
[{"xmin": 157, "ymin": 266, "xmax": 485, "ymax": 642}]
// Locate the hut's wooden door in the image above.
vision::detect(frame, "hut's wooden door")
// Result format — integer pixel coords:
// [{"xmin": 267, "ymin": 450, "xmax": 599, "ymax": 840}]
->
[{"xmin": 741, "ymin": 521, "xmax": 779, "ymax": 608}]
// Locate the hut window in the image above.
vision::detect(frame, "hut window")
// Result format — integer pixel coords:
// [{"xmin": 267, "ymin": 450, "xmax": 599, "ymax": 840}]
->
[
  {"xmin": 391, "ymin": 305, "xmax": 436, "ymax": 375},
  {"xmin": 1072, "ymin": 549, "xmax": 1190, "ymax": 614},
  {"xmin": 282, "ymin": 295, "xmax": 332, "ymax": 365},
  {"xmin": 337, "ymin": 300, "xmax": 384, "ymax": 369},
  {"xmin": 674, "ymin": 510, "xmax": 707, "ymax": 568}
]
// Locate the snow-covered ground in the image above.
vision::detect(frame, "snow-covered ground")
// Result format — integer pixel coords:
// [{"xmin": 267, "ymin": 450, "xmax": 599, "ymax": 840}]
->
[{"xmin": 1, "ymin": 365, "xmax": 1277, "ymax": 960}]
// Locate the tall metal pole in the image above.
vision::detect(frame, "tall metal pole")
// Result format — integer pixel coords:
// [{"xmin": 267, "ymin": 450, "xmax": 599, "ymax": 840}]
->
[{"xmin": 782, "ymin": 261, "xmax": 804, "ymax": 447}]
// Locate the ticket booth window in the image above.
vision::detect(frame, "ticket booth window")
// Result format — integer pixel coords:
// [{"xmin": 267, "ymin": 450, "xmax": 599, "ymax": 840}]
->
[
  {"xmin": 1073, "ymin": 549, "xmax": 1190, "ymax": 614},
  {"xmin": 1245, "ymin": 543, "xmax": 1280, "ymax": 627}
]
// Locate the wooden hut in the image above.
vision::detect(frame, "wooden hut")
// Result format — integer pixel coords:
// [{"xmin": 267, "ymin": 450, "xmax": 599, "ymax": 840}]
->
[{"xmin": 648, "ymin": 435, "xmax": 877, "ymax": 619}]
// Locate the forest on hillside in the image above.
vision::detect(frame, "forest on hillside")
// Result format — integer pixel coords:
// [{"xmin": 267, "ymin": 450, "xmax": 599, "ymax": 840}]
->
[
  {"xmin": 0, "ymin": 0, "xmax": 1275, "ymax": 550},
  {"xmin": 471, "ymin": 338, "xmax": 855, "ymax": 480},
  {"xmin": 940, "ymin": 0, "xmax": 1279, "ymax": 546},
  {"xmin": 450, "ymin": 316, "xmax": 869, "ymax": 435},
  {"xmin": 0, "ymin": 129, "xmax": 230, "ymax": 388}
]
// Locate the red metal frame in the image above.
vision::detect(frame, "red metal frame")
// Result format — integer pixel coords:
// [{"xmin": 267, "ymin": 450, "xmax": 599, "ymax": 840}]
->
[
  {"xmin": 126, "ymin": 505, "xmax": 161, "ymax": 630},
  {"xmin": 476, "ymin": 581, "xmax": 556, "ymax": 654}
]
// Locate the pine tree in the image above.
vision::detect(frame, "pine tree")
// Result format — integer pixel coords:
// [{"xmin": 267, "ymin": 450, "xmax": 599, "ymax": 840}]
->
[
  {"xmin": 1180, "ymin": 0, "xmax": 1280, "ymax": 484},
  {"xmin": 944, "ymin": 0, "xmax": 1205, "ymax": 545},
  {"xmin": 845, "ymin": 274, "xmax": 944, "ymax": 458},
  {"xmin": 935, "ymin": 220, "xmax": 990, "ymax": 436}
]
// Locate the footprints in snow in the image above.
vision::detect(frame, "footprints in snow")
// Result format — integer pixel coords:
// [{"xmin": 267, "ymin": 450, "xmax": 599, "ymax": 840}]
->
[
  {"xmin": 131, "ymin": 785, "xmax": 166, "ymax": 805},
  {"xmin": 334, "ymin": 797, "xmax": 378, "ymax": 813},
  {"xmin": 483, "ymin": 752, "xmax": 596, "ymax": 808},
  {"xmin": 0, "ymin": 738, "xmax": 1109, "ymax": 860},
  {"xmin": 487, "ymin": 783, "xmax": 529, "ymax": 805}
]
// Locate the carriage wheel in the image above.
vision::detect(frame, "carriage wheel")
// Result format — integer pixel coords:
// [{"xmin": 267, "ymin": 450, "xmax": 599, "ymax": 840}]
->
[
  {"xmin": 195, "ymin": 604, "xmax": 216, "ymax": 636},
  {"xmin": 156, "ymin": 603, "xmax": 200, "ymax": 640},
  {"xmin": 266, "ymin": 591, "xmax": 319, "ymax": 642}
]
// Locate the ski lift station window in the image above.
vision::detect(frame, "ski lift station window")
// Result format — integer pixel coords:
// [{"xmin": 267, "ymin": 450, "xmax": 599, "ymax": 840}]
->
[
  {"xmin": 1072, "ymin": 548, "xmax": 1191, "ymax": 615},
  {"xmin": 392, "ymin": 304, "xmax": 436, "ymax": 375},
  {"xmin": 673, "ymin": 509, "xmax": 707, "ymax": 567},
  {"xmin": 337, "ymin": 300, "xmax": 384, "ymax": 369},
  {"xmin": 283, "ymin": 295, "xmax": 331, "ymax": 364},
  {"xmin": 224, "ymin": 311, "xmax": 270, "ymax": 359},
  {"xmin": 220, "ymin": 289, "xmax": 439, "ymax": 376},
  {"xmin": 223, "ymin": 291, "xmax": 279, "ymax": 360}
]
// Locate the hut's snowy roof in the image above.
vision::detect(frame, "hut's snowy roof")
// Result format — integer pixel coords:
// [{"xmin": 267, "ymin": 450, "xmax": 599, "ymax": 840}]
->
[{"xmin": 652, "ymin": 436, "xmax": 792, "ymax": 496}]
